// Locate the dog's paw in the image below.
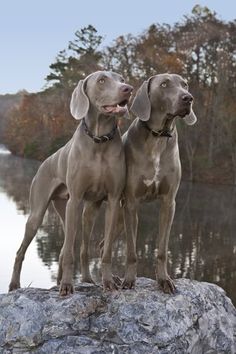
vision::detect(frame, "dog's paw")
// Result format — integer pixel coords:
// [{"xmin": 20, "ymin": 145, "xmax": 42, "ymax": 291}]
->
[
  {"xmin": 59, "ymin": 282, "xmax": 74, "ymax": 296},
  {"xmin": 122, "ymin": 278, "xmax": 135, "ymax": 289},
  {"xmin": 81, "ymin": 276, "xmax": 95, "ymax": 284},
  {"xmin": 122, "ymin": 263, "xmax": 137, "ymax": 289},
  {"xmin": 158, "ymin": 277, "xmax": 176, "ymax": 294},
  {"xmin": 102, "ymin": 278, "xmax": 118, "ymax": 291},
  {"xmin": 112, "ymin": 274, "xmax": 122, "ymax": 287},
  {"xmin": 9, "ymin": 282, "xmax": 20, "ymax": 292}
]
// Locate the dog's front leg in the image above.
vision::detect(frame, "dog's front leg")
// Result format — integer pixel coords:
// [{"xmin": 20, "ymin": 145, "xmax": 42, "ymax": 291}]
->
[
  {"xmin": 60, "ymin": 196, "xmax": 81, "ymax": 296},
  {"xmin": 122, "ymin": 199, "xmax": 138, "ymax": 289},
  {"xmin": 156, "ymin": 196, "xmax": 176, "ymax": 294},
  {"xmin": 101, "ymin": 197, "xmax": 120, "ymax": 290}
]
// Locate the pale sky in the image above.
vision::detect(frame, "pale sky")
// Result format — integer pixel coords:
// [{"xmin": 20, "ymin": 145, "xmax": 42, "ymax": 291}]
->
[{"xmin": 1, "ymin": 0, "xmax": 235, "ymax": 94}]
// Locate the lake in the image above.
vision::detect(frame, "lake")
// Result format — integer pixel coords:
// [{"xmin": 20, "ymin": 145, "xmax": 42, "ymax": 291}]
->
[{"xmin": 0, "ymin": 145, "xmax": 235, "ymax": 305}]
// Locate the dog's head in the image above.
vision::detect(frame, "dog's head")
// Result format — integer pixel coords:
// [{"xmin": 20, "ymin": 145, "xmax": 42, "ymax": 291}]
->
[
  {"xmin": 70, "ymin": 71, "xmax": 133, "ymax": 120},
  {"xmin": 131, "ymin": 73, "xmax": 197, "ymax": 126}
]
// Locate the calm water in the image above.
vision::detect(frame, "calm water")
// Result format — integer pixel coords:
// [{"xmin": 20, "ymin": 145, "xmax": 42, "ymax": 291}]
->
[{"xmin": 0, "ymin": 145, "xmax": 236, "ymax": 305}]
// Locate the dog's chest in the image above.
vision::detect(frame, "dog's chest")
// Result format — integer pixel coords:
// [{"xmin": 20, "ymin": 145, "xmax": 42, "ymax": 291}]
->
[
  {"xmin": 143, "ymin": 151, "xmax": 161, "ymax": 189},
  {"xmin": 139, "ymin": 140, "xmax": 167, "ymax": 200},
  {"xmin": 82, "ymin": 157, "xmax": 107, "ymax": 200},
  {"xmin": 82, "ymin": 151, "xmax": 124, "ymax": 201},
  {"xmin": 144, "ymin": 140, "xmax": 166, "ymax": 185}
]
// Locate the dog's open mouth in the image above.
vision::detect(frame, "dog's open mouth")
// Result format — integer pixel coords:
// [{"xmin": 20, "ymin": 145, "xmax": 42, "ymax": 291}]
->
[{"xmin": 103, "ymin": 99, "xmax": 129, "ymax": 114}]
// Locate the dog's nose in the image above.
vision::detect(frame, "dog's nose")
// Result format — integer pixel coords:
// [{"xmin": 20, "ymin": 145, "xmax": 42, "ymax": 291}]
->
[
  {"xmin": 182, "ymin": 94, "xmax": 193, "ymax": 103},
  {"xmin": 120, "ymin": 84, "xmax": 133, "ymax": 94}
]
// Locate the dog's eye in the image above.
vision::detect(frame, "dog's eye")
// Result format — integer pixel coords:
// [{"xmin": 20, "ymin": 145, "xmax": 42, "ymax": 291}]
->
[
  {"xmin": 98, "ymin": 78, "xmax": 105, "ymax": 84},
  {"xmin": 120, "ymin": 78, "xmax": 125, "ymax": 83},
  {"xmin": 160, "ymin": 82, "xmax": 168, "ymax": 88}
]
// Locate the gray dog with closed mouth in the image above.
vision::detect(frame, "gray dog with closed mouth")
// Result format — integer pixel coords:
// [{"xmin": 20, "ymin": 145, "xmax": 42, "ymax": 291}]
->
[
  {"xmin": 9, "ymin": 71, "xmax": 133, "ymax": 295},
  {"xmin": 121, "ymin": 73, "xmax": 197, "ymax": 293}
]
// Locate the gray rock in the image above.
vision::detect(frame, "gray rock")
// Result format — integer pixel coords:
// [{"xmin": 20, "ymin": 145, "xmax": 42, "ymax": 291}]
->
[{"xmin": 0, "ymin": 278, "xmax": 235, "ymax": 354}]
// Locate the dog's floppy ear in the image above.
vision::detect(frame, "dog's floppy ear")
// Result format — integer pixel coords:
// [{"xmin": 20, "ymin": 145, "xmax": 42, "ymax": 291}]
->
[
  {"xmin": 130, "ymin": 80, "xmax": 151, "ymax": 121},
  {"xmin": 70, "ymin": 79, "xmax": 90, "ymax": 120},
  {"xmin": 183, "ymin": 109, "xmax": 197, "ymax": 125}
]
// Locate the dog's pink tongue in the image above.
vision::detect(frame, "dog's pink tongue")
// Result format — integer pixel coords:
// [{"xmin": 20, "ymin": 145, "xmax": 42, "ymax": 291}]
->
[
  {"xmin": 104, "ymin": 105, "xmax": 115, "ymax": 113},
  {"xmin": 104, "ymin": 105, "xmax": 127, "ymax": 114}
]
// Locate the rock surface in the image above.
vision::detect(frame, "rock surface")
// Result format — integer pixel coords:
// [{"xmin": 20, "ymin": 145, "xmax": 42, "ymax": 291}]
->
[{"xmin": 0, "ymin": 278, "xmax": 235, "ymax": 354}]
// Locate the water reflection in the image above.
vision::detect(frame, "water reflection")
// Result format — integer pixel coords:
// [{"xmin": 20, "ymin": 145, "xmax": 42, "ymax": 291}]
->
[
  {"xmin": 0, "ymin": 146, "xmax": 235, "ymax": 305},
  {"xmin": 0, "ymin": 146, "xmax": 40, "ymax": 214}
]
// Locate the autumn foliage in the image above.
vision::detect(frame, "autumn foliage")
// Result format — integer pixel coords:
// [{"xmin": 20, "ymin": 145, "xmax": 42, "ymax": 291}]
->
[{"xmin": 4, "ymin": 90, "xmax": 76, "ymax": 159}]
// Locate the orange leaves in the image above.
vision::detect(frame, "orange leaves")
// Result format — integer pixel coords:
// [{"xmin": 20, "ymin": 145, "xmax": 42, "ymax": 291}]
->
[{"xmin": 4, "ymin": 89, "xmax": 75, "ymax": 160}]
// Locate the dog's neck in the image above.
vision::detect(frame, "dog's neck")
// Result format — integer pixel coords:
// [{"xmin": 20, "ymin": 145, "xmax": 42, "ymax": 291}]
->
[
  {"xmin": 146, "ymin": 110, "xmax": 177, "ymax": 134},
  {"xmin": 84, "ymin": 105, "xmax": 117, "ymax": 137}
]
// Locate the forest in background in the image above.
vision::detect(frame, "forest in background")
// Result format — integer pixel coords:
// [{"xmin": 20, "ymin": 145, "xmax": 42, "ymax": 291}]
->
[{"xmin": 1, "ymin": 5, "xmax": 236, "ymax": 184}]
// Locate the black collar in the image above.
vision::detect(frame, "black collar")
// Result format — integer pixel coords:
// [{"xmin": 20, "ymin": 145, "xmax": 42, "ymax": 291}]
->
[
  {"xmin": 82, "ymin": 118, "xmax": 118, "ymax": 143},
  {"xmin": 139, "ymin": 119, "xmax": 174, "ymax": 138}
]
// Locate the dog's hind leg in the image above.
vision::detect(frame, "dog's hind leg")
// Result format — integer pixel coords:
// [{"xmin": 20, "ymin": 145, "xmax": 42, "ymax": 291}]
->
[
  {"xmin": 52, "ymin": 198, "xmax": 67, "ymax": 285},
  {"xmin": 9, "ymin": 170, "xmax": 62, "ymax": 291}
]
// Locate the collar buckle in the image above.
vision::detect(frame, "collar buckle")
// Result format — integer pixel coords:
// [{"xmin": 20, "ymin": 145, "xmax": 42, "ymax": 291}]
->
[
  {"xmin": 82, "ymin": 118, "xmax": 117, "ymax": 143},
  {"xmin": 93, "ymin": 136, "xmax": 102, "ymax": 143},
  {"xmin": 140, "ymin": 120, "xmax": 174, "ymax": 138}
]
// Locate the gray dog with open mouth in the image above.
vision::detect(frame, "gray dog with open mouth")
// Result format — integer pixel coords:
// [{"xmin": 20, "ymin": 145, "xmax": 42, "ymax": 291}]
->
[
  {"xmin": 9, "ymin": 71, "xmax": 133, "ymax": 295},
  {"xmin": 121, "ymin": 73, "xmax": 197, "ymax": 293}
]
